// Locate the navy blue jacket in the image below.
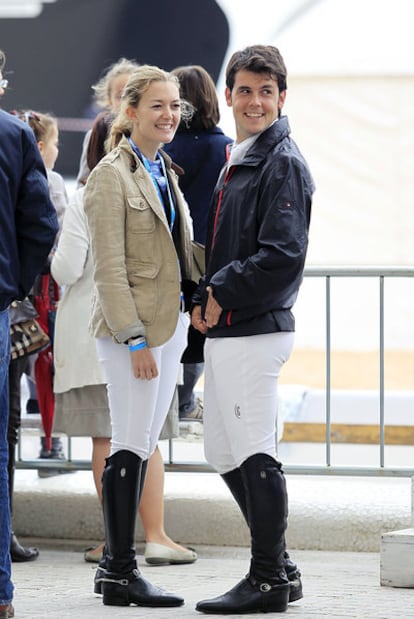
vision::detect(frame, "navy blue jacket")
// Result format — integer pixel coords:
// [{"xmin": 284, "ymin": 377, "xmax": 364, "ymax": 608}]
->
[
  {"xmin": 194, "ymin": 117, "xmax": 314, "ymax": 338},
  {"xmin": 0, "ymin": 110, "xmax": 58, "ymax": 310},
  {"xmin": 163, "ymin": 126, "xmax": 232, "ymax": 244}
]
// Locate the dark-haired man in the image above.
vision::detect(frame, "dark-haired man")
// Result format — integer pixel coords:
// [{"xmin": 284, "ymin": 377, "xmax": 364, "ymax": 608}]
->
[{"xmin": 192, "ymin": 45, "xmax": 314, "ymax": 614}]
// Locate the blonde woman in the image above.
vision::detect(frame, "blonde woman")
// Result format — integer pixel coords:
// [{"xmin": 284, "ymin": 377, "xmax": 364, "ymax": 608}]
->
[{"xmin": 84, "ymin": 65, "xmax": 193, "ymax": 608}]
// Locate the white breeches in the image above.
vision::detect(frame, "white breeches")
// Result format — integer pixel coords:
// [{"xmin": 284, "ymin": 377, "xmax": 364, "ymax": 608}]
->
[
  {"xmin": 96, "ymin": 313, "xmax": 189, "ymax": 460},
  {"xmin": 203, "ymin": 332, "xmax": 295, "ymax": 474}
]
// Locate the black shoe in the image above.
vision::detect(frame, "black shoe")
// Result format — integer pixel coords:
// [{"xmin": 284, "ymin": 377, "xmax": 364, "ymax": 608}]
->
[
  {"xmin": 101, "ymin": 568, "xmax": 184, "ymax": 607},
  {"xmin": 195, "ymin": 575, "xmax": 289, "ymax": 614},
  {"xmin": 26, "ymin": 398, "xmax": 40, "ymax": 415},
  {"xmin": 38, "ymin": 436, "xmax": 75, "ymax": 478},
  {"xmin": 10, "ymin": 532, "xmax": 39, "ymax": 563}
]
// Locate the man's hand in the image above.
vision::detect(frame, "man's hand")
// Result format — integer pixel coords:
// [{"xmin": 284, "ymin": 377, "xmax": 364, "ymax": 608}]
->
[
  {"xmin": 205, "ymin": 286, "xmax": 222, "ymax": 328},
  {"xmin": 191, "ymin": 304, "xmax": 208, "ymax": 334}
]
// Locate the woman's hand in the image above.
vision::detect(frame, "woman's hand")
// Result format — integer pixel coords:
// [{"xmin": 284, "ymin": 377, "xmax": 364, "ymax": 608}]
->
[{"xmin": 130, "ymin": 347, "xmax": 158, "ymax": 380}]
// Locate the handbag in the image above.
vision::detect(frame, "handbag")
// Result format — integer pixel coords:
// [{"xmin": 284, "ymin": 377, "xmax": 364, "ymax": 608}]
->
[{"xmin": 9, "ymin": 299, "xmax": 50, "ymax": 361}]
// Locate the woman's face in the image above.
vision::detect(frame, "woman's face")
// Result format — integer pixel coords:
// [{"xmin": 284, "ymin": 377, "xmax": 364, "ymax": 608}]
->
[
  {"xmin": 38, "ymin": 124, "xmax": 59, "ymax": 170},
  {"xmin": 128, "ymin": 80, "xmax": 181, "ymax": 157}
]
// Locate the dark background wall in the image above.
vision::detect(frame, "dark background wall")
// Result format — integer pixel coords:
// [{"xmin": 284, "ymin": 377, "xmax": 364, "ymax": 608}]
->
[{"xmin": 0, "ymin": 0, "xmax": 229, "ymax": 175}]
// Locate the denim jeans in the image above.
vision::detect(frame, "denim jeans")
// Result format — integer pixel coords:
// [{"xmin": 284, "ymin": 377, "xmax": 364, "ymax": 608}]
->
[
  {"xmin": 178, "ymin": 362, "xmax": 204, "ymax": 418},
  {"xmin": 0, "ymin": 308, "xmax": 13, "ymax": 605}
]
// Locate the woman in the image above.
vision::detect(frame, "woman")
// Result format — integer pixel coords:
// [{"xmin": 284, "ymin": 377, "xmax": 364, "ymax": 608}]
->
[
  {"xmin": 83, "ymin": 65, "xmax": 193, "ymax": 608},
  {"xmin": 52, "ymin": 111, "xmax": 197, "ymax": 567}
]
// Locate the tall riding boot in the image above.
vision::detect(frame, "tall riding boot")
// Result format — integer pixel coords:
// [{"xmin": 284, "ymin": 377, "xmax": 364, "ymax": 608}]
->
[
  {"xmin": 197, "ymin": 454, "xmax": 290, "ymax": 614},
  {"xmin": 99, "ymin": 450, "xmax": 183, "ymax": 608},
  {"xmin": 94, "ymin": 458, "xmax": 148, "ymax": 594},
  {"xmin": 221, "ymin": 466, "xmax": 302, "ymax": 602}
]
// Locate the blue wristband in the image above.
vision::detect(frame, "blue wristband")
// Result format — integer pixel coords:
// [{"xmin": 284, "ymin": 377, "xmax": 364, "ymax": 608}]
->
[{"xmin": 129, "ymin": 341, "xmax": 147, "ymax": 352}]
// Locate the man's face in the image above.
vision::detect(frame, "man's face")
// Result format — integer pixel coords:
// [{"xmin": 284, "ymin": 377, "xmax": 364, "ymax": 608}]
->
[{"xmin": 225, "ymin": 69, "xmax": 286, "ymax": 142}]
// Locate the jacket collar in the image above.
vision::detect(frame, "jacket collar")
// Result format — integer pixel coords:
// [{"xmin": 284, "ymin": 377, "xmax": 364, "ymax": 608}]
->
[{"xmin": 239, "ymin": 115, "xmax": 291, "ymax": 167}]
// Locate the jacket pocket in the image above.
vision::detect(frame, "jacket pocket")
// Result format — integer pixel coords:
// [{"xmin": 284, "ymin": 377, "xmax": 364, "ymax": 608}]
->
[
  {"xmin": 127, "ymin": 197, "xmax": 156, "ymax": 234},
  {"xmin": 127, "ymin": 261, "xmax": 160, "ymax": 325}
]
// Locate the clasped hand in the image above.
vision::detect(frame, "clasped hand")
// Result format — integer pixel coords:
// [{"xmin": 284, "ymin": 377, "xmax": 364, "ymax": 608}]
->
[{"xmin": 192, "ymin": 286, "xmax": 222, "ymax": 334}]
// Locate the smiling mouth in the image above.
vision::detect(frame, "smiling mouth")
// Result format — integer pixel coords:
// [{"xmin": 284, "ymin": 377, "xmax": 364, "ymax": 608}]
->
[{"xmin": 245, "ymin": 113, "xmax": 264, "ymax": 118}]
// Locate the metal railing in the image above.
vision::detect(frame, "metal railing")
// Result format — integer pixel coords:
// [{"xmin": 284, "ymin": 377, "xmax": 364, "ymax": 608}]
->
[{"xmin": 17, "ymin": 266, "xmax": 414, "ymax": 477}]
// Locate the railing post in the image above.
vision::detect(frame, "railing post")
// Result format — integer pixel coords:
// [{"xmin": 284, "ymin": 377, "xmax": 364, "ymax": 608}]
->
[
  {"xmin": 325, "ymin": 275, "xmax": 331, "ymax": 466},
  {"xmin": 379, "ymin": 275, "xmax": 385, "ymax": 467}
]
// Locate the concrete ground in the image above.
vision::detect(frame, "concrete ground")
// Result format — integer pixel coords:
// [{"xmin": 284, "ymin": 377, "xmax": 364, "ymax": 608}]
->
[{"xmin": 10, "ymin": 542, "xmax": 414, "ymax": 619}]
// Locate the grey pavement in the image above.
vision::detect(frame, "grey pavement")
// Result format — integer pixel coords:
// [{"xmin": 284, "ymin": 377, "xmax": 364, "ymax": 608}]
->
[{"xmin": 10, "ymin": 542, "xmax": 414, "ymax": 619}]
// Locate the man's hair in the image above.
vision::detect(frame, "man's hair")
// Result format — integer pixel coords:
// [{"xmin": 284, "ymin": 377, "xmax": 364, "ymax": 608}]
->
[{"xmin": 225, "ymin": 45, "xmax": 287, "ymax": 93}]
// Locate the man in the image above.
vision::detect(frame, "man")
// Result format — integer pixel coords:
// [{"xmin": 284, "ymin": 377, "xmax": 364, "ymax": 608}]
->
[
  {"xmin": 0, "ymin": 50, "xmax": 58, "ymax": 619},
  {"xmin": 192, "ymin": 45, "xmax": 314, "ymax": 614}
]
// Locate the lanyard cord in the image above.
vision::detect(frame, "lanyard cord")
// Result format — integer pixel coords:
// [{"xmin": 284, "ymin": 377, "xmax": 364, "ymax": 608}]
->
[{"xmin": 128, "ymin": 137, "xmax": 176, "ymax": 232}]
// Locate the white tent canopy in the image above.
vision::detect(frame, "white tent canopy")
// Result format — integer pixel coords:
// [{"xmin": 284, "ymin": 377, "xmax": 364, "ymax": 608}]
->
[{"xmin": 215, "ymin": 0, "xmax": 414, "ymax": 266}]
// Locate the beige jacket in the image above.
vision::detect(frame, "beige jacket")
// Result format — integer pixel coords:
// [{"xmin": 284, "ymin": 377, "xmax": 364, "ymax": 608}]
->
[{"xmin": 83, "ymin": 136, "xmax": 193, "ymax": 348}]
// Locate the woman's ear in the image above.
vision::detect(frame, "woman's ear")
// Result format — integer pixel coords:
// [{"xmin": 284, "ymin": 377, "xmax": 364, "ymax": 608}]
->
[{"xmin": 125, "ymin": 106, "xmax": 137, "ymax": 122}]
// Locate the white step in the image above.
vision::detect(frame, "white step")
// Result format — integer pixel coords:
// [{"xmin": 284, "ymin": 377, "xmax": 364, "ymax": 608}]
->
[{"xmin": 380, "ymin": 477, "xmax": 414, "ymax": 588}]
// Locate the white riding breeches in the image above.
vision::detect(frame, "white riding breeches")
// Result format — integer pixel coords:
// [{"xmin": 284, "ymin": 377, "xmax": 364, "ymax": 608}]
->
[
  {"xmin": 96, "ymin": 313, "xmax": 189, "ymax": 460},
  {"xmin": 203, "ymin": 332, "xmax": 295, "ymax": 474}
]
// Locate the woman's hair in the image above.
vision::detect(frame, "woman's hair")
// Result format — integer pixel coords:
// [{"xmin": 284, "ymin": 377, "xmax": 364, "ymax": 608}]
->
[
  {"xmin": 86, "ymin": 111, "xmax": 113, "ymax": 171},
  {"xmin": 92, "ymin": 57, "xmax": 140, "ymax": 109},
  {"xmin": 171, "ymin": 65, "xmax": 220, "ymax": 130},
  {"xmin": 10, "ymin": 110, "xmax": 57, "ymax": 143},
  {"xmin": 107, "ymin": 64, "xmax": 187, "ymax": 151}
]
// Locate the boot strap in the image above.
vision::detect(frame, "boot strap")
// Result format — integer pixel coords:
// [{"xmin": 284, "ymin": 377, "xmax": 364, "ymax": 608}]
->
[{"xmin": 100, "ymin": 576, "xmax": 129, "ymax": 586}]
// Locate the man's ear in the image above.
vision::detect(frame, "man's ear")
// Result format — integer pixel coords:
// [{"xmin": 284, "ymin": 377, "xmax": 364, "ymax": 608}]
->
[
  {"xmin": 278, "ymin": 90, "xmax": 287, "ymax": 111},
  {"xmin": 225, "ymin": 87, "xmax": 232, "ymax": 107}
]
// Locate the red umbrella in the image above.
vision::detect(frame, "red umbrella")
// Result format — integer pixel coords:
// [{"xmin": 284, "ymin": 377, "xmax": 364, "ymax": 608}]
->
[
  {"xmin": 34, "ymin": 348, "xmax": 54, "ymax": 452},
  {"xmin": 33, "ymin": 274, "xmax": 59, "ymax": 453}
]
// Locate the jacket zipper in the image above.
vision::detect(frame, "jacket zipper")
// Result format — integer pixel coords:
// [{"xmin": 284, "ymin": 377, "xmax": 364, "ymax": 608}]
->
[{"xmin": 211, "ymin": 166, "xmax": 235, "ymax": 327}]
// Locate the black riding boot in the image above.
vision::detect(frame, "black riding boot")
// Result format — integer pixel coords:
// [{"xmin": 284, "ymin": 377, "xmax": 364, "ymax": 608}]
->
[
  {"xmin": 196, "ymin": 454, "xmax": 290, "ymax": 614},
  {"xmin": 98, "ymin": 450, "xmax": 183, "ymax": 608},
  {"xmin": 94, "ymin": 458, "xmax": 148, "ymax": 594},
  {"xmin": 221, "ymin": 466, "xmax": 302, "ymax": 602}
]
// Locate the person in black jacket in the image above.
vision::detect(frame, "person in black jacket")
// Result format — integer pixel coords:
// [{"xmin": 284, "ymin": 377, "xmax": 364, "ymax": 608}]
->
[
  {"xmin": 192, "ymin": 45, "xmax": 314, "ymax": 615},
  {"xmin": 0, "ymin": 50, "xmax": 58, "ymax": 619}
]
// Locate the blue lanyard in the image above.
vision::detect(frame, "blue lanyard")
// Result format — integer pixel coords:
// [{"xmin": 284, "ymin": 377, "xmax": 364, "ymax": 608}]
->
[{"xmin": 128, "ymin": 137, "xmax": 176, "ymax": 232}]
